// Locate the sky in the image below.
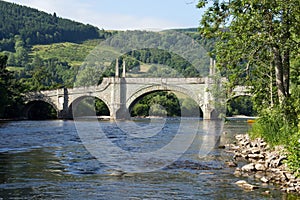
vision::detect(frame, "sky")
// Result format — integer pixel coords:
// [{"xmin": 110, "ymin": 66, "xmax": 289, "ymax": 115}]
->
[{"xmin": 3, "ymin": 0, "xmax": 205, "ymax": 30}]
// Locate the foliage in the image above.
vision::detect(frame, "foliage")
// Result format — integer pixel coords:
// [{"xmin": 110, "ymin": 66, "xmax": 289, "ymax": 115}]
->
[
  {"xmin": 0, "ymin": 54, "xmax": 9, "ymax": 117},
  {"xmin": 0, "ymin": 53, "xmax": 23, "ymax": 118},
  {"xmin": 130, "ymin": 91, "xmax": 202, "ymax": 118},
  {"xmin": 227, "ymin": 96, "xmax": 257, "ymax": 117},
  {"xmin": 31, "ymin": 41, "xmax": 99, "ymax": 67},
  {"xmin": 132, "ymin": 104, "xmax": 149, "ymax": 117},
  {"xmin": 95, "ymin": 99, "xmax": 110, "ymax": 116},
  {"xmin": 18, "ymin": 57, "xmax": 76, "ymax": 91},
  {"xmin": 198, "ymin": 0, "xmax": 300, "ymax": 173},
  {"xmin": 73, "ymin": 97, "xmax": 109, "ymax": 117},
  {"xmin": 26, "ymin": 102, "xmax": 57, "ymax": 120},
  {"xmin": 250, "ymin": 108, "xmax": 296, "ymax": 146},
  {"xmin": 131, "ymin": 92, "xmax": 181, "ymax": 117},
  {"xmin": 181, "ymin": 97, "xmax": 203, "ymax": 117},
  {"xmin": 197, "ymin": 0, "xmax": 300, "ymax": 105},
  {"xmin": 0, "ymin": 1, "xmax": 108, "ymax": 49},
  {"xmin": 287, "ymin": 130, "xmax": 300, "ymax": 176},
  {"xmin": 104, "ymin": 31, "xmax": 210, "ymax": 77},
  {"xmin": 125, "ymin": 48, "xmax": 201, "ymax": 77},
  {"xmin": 250, "ymin": 85, "xmax": 300, "ymax": 172}
]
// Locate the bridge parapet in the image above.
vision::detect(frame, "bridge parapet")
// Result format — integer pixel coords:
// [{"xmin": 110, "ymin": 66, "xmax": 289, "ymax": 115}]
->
[
  {"xmin": 122, "ymin": 77, "xmax": 206, "ymax": 84},
  {"xmin": 231, "ymin": 86, "xmax": 252, "ymax": 98}
]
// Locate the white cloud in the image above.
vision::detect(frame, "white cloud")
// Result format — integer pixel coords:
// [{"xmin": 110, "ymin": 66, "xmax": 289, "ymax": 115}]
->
[{"xmin": 3, "ymin": 0, "xmax": 182, "ymax": 30}]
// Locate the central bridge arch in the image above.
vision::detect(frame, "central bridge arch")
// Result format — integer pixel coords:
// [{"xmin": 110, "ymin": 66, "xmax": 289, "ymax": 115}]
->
[{"xmin": 126, "ymin": 85, "xmax": 204, "ymax": 116}]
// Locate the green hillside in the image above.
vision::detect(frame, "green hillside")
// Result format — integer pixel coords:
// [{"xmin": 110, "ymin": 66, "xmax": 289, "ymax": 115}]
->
[
  {"xmin": 31, "ymin": 40, "xmax": 100, "ymax": 68},
  {"xmin": 0, "ymin": 0, "xmax": 111, "ymax": 51},
  {"xmin": 0, "ymin": 0, "xmax": 211, "ymax": 92}
]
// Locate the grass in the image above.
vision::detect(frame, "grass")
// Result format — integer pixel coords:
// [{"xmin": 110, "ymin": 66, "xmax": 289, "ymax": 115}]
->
[
  {"xmin": 31, "ymin": 40, "xmax": 101, "ymax": 67},
  {"xmin": 249, "ymin": 96, "xmax": 300, "ymax": 176}
]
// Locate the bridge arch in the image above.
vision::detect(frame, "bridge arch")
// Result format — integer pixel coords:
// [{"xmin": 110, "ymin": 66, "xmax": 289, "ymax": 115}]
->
[
  {"xmin": 230, "ymin": 86, "xmax": 253, "ymax": 100},
  {"xmin": 68, "ymin": 95, "xmax": 111, "ymax": 118},
  {"xmin": 23, "ymin": 100, "xmax": 58, "ymax": 120},
  {"xmin": 226, "ymin": 95, "xmax": 256, "ymax": 117},
  {"xmin": 126, "ymin": 85, "xmax": 204, "ymax": 117},
  {"xmin": 229, "ymin": 93, "xmax": 252, "ymax": 101}
]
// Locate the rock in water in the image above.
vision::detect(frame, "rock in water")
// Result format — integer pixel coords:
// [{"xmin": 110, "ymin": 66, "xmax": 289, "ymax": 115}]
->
[
  {"xmin": 107, "ymin": 169, "xmax": 127, "ymax": 177},
  {"xmin": 235, "ymin": 180, "xmax": 259, "ymax": 190}
]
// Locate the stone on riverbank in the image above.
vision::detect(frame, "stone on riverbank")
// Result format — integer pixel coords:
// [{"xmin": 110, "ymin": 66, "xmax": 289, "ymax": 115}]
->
[
  {"xmin": 241, "ymin": 163, "xmax": 255, "ymax": 172},
  {"xmin": 228, "ymin": 134, "xmax": 300, "ymax": 195}
]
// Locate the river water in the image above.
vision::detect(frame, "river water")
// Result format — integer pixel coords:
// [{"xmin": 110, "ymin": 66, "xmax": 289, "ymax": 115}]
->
[{"xmin": 0, "ymin": 119, "xmax": 297, "ymax": 199}]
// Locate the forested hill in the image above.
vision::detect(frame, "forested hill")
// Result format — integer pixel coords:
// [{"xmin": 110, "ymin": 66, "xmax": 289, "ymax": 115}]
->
[{"xmin": 0, "ymin": 0, "xmax": 108, "ymax": 50}]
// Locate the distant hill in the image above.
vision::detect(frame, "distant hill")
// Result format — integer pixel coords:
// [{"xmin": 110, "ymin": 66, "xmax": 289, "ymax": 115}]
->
[
  {"xmin": 0, "ymin": 0, "xmax": 110, "ymax": 51},
  {"xmin": 169, "ymin": 28, "xmax": 199, "ymax": 32}
]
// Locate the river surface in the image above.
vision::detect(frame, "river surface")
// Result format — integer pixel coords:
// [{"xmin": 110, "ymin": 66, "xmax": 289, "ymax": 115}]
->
[{"xmin": 0, "ymin": 119, "xmax": 297, "ymax": 199}]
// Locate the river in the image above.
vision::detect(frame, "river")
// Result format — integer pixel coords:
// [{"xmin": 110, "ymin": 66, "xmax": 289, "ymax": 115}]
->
[{"xmin": 0, "ymin": 119, "xmax": 297, "ymax": 199}]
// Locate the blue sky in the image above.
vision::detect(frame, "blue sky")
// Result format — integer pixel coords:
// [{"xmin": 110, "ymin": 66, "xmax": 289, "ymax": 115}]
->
[{"xmin": 4, "ymin": 0, "xmax": 205, "ymax": 30}]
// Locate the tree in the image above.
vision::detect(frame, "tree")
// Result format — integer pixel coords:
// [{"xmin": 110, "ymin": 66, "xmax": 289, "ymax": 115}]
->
[
  {"xmin": 197, "ymin": 0, "xmax": 300, "ymax": 106},
  {"xmin": 0, "ymin": 54, "xmax": 9, "ymax": 117},
  {"xmin": 197, "ymin": 0, "xmax": 300, "ymax": 173},
  {"xmin": 0, "ymin": 53, "xmax": 22, "ymax": 118}
]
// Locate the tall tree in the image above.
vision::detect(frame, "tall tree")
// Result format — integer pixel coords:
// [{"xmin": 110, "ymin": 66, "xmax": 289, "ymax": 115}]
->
[
  {"xmin": 0, "ymin": 53, "xmax": 24, "ymax": 118},
  {"xmin": 0, "ymin": 54, "xmax": 9, "ymax": 117},
  {"xmin": 197, "ymin": 0, "xmax": 300, "ymax": 106}
]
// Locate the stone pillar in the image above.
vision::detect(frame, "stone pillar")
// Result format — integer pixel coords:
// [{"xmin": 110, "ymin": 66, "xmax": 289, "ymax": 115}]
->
[
  {"xmin": 115, "ymin": 58, "xmax": 119, "ymax": 77},
  {"xmin": 57, "ymin": 88, "xmax": 71, "ymax": 119},
  {"xmin": 122, "ymin": 60, "xmax": 126, "ymax": 78},
  {"xmin": 109, "ymin": 77, "xmax": 130, "ymax": 120},
  {"xmin": 110, "ymin": 77, "xmax": 119, "ymax": 120},
  {"xmin": 115, "ymin": 78, "xmax": 130, "ymax": 120},
  {"xmin": 203, "ymin": 107, "xmax": 218, "ymax": 120},
  {"xmin": 209, "ymin": 58, "xmax": 216, "ymax": 76}
]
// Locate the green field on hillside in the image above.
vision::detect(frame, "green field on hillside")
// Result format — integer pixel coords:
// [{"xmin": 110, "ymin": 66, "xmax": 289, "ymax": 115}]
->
[{"xmin": 31, "ymin": 40, "xmax": 102, "ymax": 68}]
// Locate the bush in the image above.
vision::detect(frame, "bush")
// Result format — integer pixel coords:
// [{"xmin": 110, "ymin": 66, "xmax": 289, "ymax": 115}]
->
[
  {"xmin": 250, "ymin": 85, "xmax": 300, "ymax": 175},
  {"xmin": 250, "ymin": 108, "xmax": 296, "ymax": 146},
  {"xmin": 287, "ymin": 130, "xmax": 300, "ymax": 176}
]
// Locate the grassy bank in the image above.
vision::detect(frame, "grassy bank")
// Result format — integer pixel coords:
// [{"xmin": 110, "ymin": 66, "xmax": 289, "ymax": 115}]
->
[{"xmin": 249, "ymin": 87, "xmax": 300, "ymax": 176}]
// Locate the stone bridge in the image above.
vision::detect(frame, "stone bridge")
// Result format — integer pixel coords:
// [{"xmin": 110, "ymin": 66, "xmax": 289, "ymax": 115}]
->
[{"xmin": 23, "ymin": 76, "xmax": 251, "ymax": 120}]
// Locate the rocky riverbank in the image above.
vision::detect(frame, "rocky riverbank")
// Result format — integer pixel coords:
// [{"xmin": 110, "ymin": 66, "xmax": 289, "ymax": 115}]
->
[{"xmin": 227, "ymin": 134, "xmax": 300, "ymax": 194}]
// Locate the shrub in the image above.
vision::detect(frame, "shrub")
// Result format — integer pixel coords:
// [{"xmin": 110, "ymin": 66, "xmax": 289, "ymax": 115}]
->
[
  {"xmin": 250, "ymin": 85, "xmax": 300, "ymax": 175},
  {"xmin": 250, "ymin": 108, "xmax": 296, "ymax": 146},
  {"xmin": 287, "ymin": 130, "xmax": 300, "ymax": 176}
]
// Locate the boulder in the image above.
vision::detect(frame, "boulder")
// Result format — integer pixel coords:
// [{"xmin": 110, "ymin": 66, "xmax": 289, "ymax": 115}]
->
[
  {"xmin": 286, "ymin": 187, "xmax": 296, "ymax": 193},
  {"xmin": 235, "ymin": 180, "xmax": 259, "ymax": 190},
  {"xmin": 248, "ymin": 153, "xmax": 264, "ymax": 160},
  {"xmin": 241, "ymin": 163, "xmax": 255, "ymax": 172},
  {"xmin": 261, "ymin": 177, "xmax": 269, "ymax": 183},
  {"xmin": 255, "ymin": 163, "xmax": 266, "ymax": 171}
]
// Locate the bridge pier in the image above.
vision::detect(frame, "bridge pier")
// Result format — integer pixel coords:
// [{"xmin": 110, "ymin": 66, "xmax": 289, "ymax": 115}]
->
[{"xmin": 203, "ymin": 108, "xmax": 219, "ymax": 120}]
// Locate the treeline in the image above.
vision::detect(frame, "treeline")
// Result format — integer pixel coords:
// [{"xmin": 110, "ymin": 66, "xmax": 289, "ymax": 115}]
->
[
  {"xmin": 18, "ymin": 56, "xmax": 76, "ymax": 91},
  {"xmin": 4, "ymin": 35, "xmax": 79, "ymax": 91},
  {"xmin": 126, "ymin": 48, "xmax": 201, "ymax": 77},
  {"xmin": 0, "ymin": 54, "xmax": 23, "ymax": 118},
  {"xmin": 0, "ymin": 0, "xmax": 111, "ymax": 51},
  {"xmin": 105, "ymin": 31, "xmax": 210, "ymax": 77}
]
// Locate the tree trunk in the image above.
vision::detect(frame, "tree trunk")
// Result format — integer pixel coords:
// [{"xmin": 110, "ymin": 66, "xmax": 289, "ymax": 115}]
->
[
  {"xmin": 283, "ymin": 49, "xmax": 290, "ymax": 97},
  {"xmin": 273, "ymin": 46, "xmax": 286, "ymax": 104}
]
